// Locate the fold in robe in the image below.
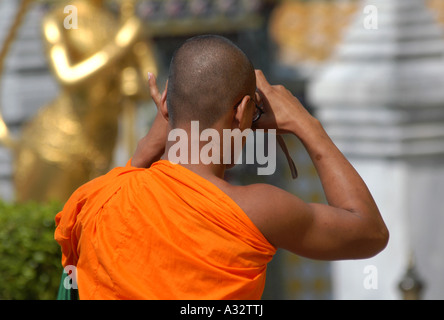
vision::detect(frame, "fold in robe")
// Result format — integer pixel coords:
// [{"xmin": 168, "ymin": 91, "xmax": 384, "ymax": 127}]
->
[{"xmin": 55, "ymin": 160, "xmax": 276, "ymax": 300}]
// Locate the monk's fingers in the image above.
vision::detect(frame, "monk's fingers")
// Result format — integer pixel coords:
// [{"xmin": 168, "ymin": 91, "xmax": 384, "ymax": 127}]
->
[
  {"xmin": 255, "ymin": 69, "xmax": 271, "ymax": 91},
  {"xmin": 255, "ymin": 89, "xmax": 263, "ymax": 108},
  {"xmin": 148, "ymin": 72, "xmax": 162, "ymax": 108}
]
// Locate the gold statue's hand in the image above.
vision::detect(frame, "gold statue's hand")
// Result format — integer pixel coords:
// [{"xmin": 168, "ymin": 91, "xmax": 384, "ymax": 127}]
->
[
  {"xmin": 116, "ymin": 17, "xmax": 142, "ymax": 48},
  {"xmin": 43, "ymin": 14, "xmax": 142, "ymax": 87}
]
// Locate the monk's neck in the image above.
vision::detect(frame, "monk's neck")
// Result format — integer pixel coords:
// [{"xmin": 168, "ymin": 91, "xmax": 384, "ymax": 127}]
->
[
  {"xmin": 161, "ymin": 120, "xmax": 245, "ymax": 179},
  {"xmin": 180, "ymin": 163, "xmax": 226, "ymax": 180},
  {"xmin": 162, "ymin": 138, "xmax": 227, "ymax": 180}
]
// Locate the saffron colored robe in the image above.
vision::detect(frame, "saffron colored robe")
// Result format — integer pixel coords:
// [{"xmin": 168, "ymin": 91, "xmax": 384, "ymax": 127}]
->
[{"xmin": 55, "ymin": 160, "xmax": 276, "ymax": 299}]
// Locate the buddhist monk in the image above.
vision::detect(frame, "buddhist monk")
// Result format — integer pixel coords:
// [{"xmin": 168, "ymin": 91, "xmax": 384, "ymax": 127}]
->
[{"xmin": 55, "ymin": 35, "xmax": 389, "ymax": 300}]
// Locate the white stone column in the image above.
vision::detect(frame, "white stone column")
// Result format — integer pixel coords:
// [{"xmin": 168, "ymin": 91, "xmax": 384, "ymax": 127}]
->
[{"xmin": 308, "ymin": 0, "xmax": 444, "ymax": 299}]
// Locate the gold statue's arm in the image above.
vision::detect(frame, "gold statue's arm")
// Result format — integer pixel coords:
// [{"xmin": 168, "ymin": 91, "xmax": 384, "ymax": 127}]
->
[{"xmin": 43, "ymin": 15, "xmax": 142, "ymax": 87}]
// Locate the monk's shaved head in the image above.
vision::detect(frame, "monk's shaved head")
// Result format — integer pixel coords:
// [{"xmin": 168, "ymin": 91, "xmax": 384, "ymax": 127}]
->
[{"xmin": 167, "ymin": 35, "xmax": 256, "ymax": 128}]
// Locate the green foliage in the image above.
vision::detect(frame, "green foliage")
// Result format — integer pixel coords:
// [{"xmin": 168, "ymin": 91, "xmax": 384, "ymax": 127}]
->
[{"xmin": 0, "ymin": 201, "xmax": 63, "ymax": 300}]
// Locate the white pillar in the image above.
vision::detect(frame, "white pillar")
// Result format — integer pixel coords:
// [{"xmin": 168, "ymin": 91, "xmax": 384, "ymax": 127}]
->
[{"xmin": 308, "ymin": 0, "xmax": 444, "ymax": 299}]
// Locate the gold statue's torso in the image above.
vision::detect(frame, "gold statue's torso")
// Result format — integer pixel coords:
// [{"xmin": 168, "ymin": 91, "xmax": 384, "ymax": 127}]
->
[{"xmin": 66, "ymin": 3, "xmax": 116, "ymax": 56}]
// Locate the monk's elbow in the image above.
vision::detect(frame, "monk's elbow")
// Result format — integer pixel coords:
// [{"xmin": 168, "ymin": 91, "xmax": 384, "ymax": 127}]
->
[
  {"xmin": 379, "ymin": 222, "xmax": 390, "ymax": 248},
  {"xmin": 368, "ymin": 231, "xmax": 389, "ymax": 259},
  {"xmin": 357, "ymin": 222, "xmax": 390, "ymax": 259}
]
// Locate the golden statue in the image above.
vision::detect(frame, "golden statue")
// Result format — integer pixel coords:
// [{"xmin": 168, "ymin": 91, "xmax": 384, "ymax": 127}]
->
[
  {"xmin": 269, "ymin": 0, "xmax": 358, "ymax": 66},
  {"xmin": 0, "ymin": 0, "xmax": 157, "ymax": 202},
  {"xmin": 269, "ymin": 0, "xmax": 444, "ymax": 67}
]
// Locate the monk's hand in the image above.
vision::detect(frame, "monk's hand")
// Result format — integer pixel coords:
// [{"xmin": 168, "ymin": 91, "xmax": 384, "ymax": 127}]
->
[
  {"xmin": 148, "ymin": 72, "xmax": 162, "ymax": 109},
  {"xmin": 254, "ymin": 70, "xmax": 316, "ymax": 137},
  {"xmin": 147, "ymin": 72, "xmax": 169, "ymax": 128}
]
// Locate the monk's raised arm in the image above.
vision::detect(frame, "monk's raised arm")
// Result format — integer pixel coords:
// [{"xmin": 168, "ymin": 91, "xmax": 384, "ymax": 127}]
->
[
  {"xmin": 241, "ymin": 71, "xmax": 389, "ymax": 260},
  {"xmin": 131, "ymin": 73, "xmax": 168, "ymax": 168}
]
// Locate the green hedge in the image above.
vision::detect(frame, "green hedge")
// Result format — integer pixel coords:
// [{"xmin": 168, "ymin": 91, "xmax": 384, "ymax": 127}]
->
[{"xmin": 0, "ymin": 201, "xmax": 63, "ymax": 300}]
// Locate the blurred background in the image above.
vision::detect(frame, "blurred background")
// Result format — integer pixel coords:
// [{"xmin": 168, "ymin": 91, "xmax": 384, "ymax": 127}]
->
[{"xmin": 0, "ymin": 0, "xmax": 443, "ymax": 300}]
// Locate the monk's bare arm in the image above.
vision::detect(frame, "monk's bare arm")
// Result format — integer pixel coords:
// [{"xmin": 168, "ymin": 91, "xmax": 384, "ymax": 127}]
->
[{"xmin": 244, "ymin": 71, "xmax": 389, "ymax": 260}]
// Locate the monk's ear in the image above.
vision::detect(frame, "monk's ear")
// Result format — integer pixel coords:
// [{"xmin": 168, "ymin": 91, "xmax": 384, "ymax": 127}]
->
[
  {"xmin": 232, "ymin": 95, "xmax": 252, "ymax": 131},
  {"xmin": 159, "ymin": 80, "xmax": 169, "ymax": 122}
]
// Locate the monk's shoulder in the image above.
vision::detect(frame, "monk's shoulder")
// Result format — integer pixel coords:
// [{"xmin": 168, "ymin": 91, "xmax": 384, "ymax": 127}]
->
[
  {"xmin": 215, "ymin": 181, "xmax": 279, "ymax": 217},
  {"xmin": 230, "ymin": 183, "xmax": 281, "ymax": 208}
]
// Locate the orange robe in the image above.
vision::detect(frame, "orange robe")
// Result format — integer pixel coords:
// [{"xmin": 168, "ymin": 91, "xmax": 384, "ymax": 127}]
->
[{"xmin": 55, "ymin": 160, "xmax": 276, "ymax": 299}]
